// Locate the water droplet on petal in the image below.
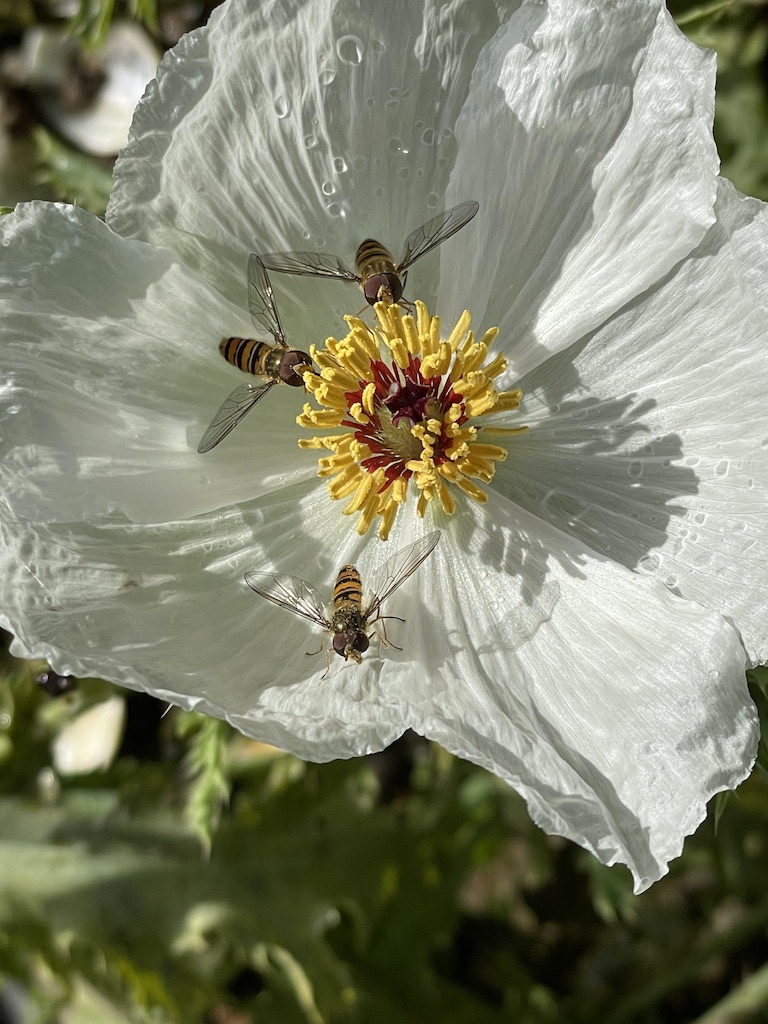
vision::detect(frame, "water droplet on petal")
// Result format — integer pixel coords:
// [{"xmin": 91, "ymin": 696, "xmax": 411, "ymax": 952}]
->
[
  {"xmin": 337, "ymin": 35, "xmax": 364, "ymax": 65},
  {"xmin": 426, "ymin": 192, "xmax": 439, "ymax": 209},
  {"xmin": 714, "ymin": 459, "xmax": 729, "ymax": 476},
  {"xmin": 421, "ymin": 127, "xmax": 443, "ymax": 146},
  {"xmin": 637, "ymin": 553, "xmax": 661, "ymax": 574},
  {"xmin": 333, "ymin": 156, "xmax": 347, "ymax": 173},
  {"xmin": 274, "ymin": 95, "xmax": 290, "ymax": 119},
  {"xmin": 319, "ymin": 68, "xmax": 336, "ymax": 86},
  {"xmin": 321, "ymin": 181, "xmax": 336, "ymax": 196},
  {"xmin": 540, "ymin": 489, "xmax": 590, "ymax": 527},
  {"xmin": 628, "ymin": 461, "xmax": 643, "ymax": 479},
  {"xmin": 304, "ymin": 132, "xmax": 318, "ymax": 150}
]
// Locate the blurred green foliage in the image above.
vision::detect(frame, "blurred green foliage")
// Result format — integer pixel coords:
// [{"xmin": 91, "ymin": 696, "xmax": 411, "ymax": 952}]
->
[
  {"xmin": 70, "ymin": 0, "xmax": 159, "ymax": 50},
  {"xmin": 671, "ymin": 0, "xmax": 768, "ymax": 200},
  {"xmin": 2, "ymin": 657, "xmax": 768, "ymax": 1023}
]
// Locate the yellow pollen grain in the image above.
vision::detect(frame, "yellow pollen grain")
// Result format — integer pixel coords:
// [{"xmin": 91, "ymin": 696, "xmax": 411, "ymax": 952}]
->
[
  {"xmin": 348, "ymin": 402, "xmax": 369, "ymax": 424},
  {"xmin": 345, "ymin": 471, "xmax": 377, "ymax": 513},
  {"xmin": 446, "ymin": 310, "xmax": 472, "ymax": 352},
  {"xmin": 493, "ymin": 389, "xmax": 524, "ymax": 412},
  {"xmin": 362, "ymin": 381, "xmax": 376, "ymax": 416},
  {"xmin": 481, "ymin": 424, "xmax": 529, "ymax": 436},
  {"xmin": 297, "ymin": 405, "xmax": 343, "ymax": 429}
]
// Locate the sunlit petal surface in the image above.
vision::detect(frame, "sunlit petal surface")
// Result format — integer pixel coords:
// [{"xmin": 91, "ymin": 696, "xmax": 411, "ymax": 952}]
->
[
  {"xmin": 505, "ymin": 179, "xmax": 768, "ymax": 665},
  {"xmin": 108, "ymin": 0, "xmax": 717, "ymax": 360}
]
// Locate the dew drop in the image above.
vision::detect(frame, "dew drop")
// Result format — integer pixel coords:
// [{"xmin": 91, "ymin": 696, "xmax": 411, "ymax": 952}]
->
[
  {"xmin": 321, "ymin": 181, "xmax": 336, "ymax": 196},
  {"xmin": 760, "ymin": 438, "xmax": 768, "ymax": 449},
  {"xmin": 389, "ymin": 137, "xmax": 409, "ymax": 154},
  {"xmin": 397, "ymin": 167, "xmax": 410, "ymax": 180},
  {"xmin": 326, "ymin": 202, "xmax": 343, "ymax": 218},
  {"xmin": 426, "ymin": 191, "xmax": 440, "ymax": 209},
  {"xmin": 637, "ymin": 553, "xmax": 661, "ymax": 574},
  {"xmin": 627, "ymin": 461, "xmax": 643, "ymax": 479},
  {"xmin": 714, "ymin": 459, "xmax": 729, "ymax": 476},
  {"xmin": 333, "ymin": 156, "xmax": 348, "ymax": 173},
  {"xmin": 366, "ymin": 96, "xmax": 375, "ymax": 108},
  {"xmin": 540, "ymin": 489, "xmax": 589, "ymax": 526},
  {"xmin": 692, "ymin": 511, "xmax": 707, "ymax": 525},
  {"xmin": 274, "ymin": 95, "xmax": 291, "ymax": 119},
  {"xmin": 421, "ymin": 127, "xmax": 443, "ymax": 146},
  {"xmin": 337, "ymin": 35, "xmax": 364, "ymax": 65},
  {"xmin": 319, "ymin": 68, "xmax": 336, "ymax": 86},
  {"xmin": 304, "ymin": 132, "xmax": 318, "ymax": 150}
]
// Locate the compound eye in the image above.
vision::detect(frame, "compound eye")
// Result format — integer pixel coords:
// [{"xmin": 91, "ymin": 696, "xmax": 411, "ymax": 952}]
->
[
  {"xmin": 279, "ymin": 350, "xmax": 313, "ymax": 386},
  {"xmin": 353, "ymin": 633, "xmax": 370, "ymax": 654},
  {"xmin": 333, "ymin": 633, "xmax": 350, "ymax": 656}
]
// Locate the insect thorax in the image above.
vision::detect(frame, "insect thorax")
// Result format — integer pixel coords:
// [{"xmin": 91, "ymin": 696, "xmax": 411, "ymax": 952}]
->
[{"xmin": 355, "ymin": 239, "xmax": 403, "ymax": 306}]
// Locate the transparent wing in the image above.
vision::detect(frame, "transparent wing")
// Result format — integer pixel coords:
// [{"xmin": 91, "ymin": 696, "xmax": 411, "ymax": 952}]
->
[
  {"xmin": 260, "ymin": 250, "xmax": 359, "ymax": 282},
  {"xmin": 397, "ymin": 201, "xmax": 480, "ymax": 271},
  {"xmin": 244, "ymin": 571, "xmax": 330, "ymax": 628},
  {"xmin": 248, "ymin": 254, "xmax": 286, "ymax": 344},
  {"xmin": 363, "ymin": 530, "xmax": 441, "ymax": 619},
  {"xmin": 197, "ymin": 380, "xmax": 275, "ymax": 453}
]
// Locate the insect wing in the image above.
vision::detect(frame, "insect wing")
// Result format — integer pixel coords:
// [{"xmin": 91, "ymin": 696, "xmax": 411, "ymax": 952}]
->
[
  {"xmin": 363, "ymin": 530, "xmax": 441, "ymax": 620},
  {"xmin": 398, "ymin": 201, "xmax": 480, "ymax": 272},
  {"xmin": 260, "ymin": 250, "xmax": 359, "ymax": 282},
  {"xmin": 247, "ymin": 254, "xmax": 287, "ymax": 345},
  {"xmin": 197, "ymin": 380, "xmax": 275, "ymax": 453},
  {"xmin": 245, "ymin": 571, "xmax": 329, "ymax": 629}
]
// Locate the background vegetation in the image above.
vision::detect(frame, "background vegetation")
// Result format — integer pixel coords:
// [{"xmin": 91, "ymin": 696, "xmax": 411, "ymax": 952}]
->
[{"xmin": 2, "ymin": 1, "xmax": 768, "ymax": 1021}]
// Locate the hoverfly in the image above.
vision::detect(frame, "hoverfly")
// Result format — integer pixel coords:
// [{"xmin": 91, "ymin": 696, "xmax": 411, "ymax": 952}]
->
[
  {"xmin": 245, "ymin": 531, "xmax": 441, "ymax": 670},
  {"xmin": 261, "ymin": 201, "xmax": 479, "ymax": 307},
  {"xmin": 198, "ymin": 255, "xmax": 314, "ymax": 453}
]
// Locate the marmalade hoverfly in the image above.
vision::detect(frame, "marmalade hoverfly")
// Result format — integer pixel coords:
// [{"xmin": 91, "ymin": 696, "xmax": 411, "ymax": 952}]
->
[
  {"xmin": 261, "ymin": 201, "xmax": 479, "ymax": 307},
  {"xmin": 198, "ymin": 255, "xmax": 313, "ymax": 453},
  {"xmin": 245, "ymin": 531, "xmax": 441, "ymax": 669}
]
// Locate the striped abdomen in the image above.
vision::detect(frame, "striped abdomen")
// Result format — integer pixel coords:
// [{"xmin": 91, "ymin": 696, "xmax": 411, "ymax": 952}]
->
[
  {"xmin": 219, "ymin": 336, "xmax": 276, "ymax": 376},
  {"xmin": 354, "ymin": 239, "xmax": 403, "ymax": 305},
  {"xmin": 332, "ymin": 564, "xmax": 364, "ymax": 610}
]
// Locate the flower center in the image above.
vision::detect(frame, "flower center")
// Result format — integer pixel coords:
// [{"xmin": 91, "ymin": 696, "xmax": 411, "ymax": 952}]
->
[{"xmin": 297, "ymin": 301, "xmax": 527, "ymax": 540}]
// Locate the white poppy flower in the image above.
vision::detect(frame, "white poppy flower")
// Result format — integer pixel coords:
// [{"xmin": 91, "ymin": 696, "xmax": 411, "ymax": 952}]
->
[{"xmin": 0, "ymin": 0, "xmax": 763, "ymax": 892}]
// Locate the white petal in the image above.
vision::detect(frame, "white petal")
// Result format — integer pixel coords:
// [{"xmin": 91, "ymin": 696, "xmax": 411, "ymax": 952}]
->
[
  {"xmin": 505, "ymin": 178, "xmax": 768, "ymax": 664},
  {"xmin": 0, "ymin": 491, "xmax": 420, "ymax": 761},
  {"xmin": 52, "ymin": 696, "xmax": 126, "ymax": 775},
  {"xmin": 441, "ymin": 0, "xmax": 718, "ymax": 376},
  {"xmin": 0, "ymin": 202, "xmax": 315, "ymax": 524},
  {"xmin": 108, "ymin": 0, "xmax": 504, "ymax": 333},
  {"xmin": 398, "ymin": 498, "xmax": 755, "ymax": 892},
  {"xmin": 0, "ymin": 468, "xmax": 755, "ymax": 889}
]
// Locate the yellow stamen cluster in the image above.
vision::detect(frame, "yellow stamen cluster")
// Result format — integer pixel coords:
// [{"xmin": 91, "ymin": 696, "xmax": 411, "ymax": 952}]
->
[{"xmin": 298, "ymin": 300, "xmax": 526, "ymax": 540}]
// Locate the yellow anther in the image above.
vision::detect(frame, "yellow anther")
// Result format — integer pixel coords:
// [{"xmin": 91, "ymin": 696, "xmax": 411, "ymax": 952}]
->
[{"xmin": 297, "ymin": 300, "xmax": 524, "ymax": 537}]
